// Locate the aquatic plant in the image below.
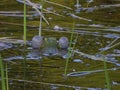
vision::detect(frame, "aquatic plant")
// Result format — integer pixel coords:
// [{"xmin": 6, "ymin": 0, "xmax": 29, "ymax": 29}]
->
[
  {"xmin": 100, "ymin": 38, "xmax": 120, "ymax": 90},
  {"xmin": 23, "ymin": 0, "xmax": 27, "ymax": 45},
  {"xmin": 100, "ymin": 38, "xmax": 120, "ymax": 53},
  {"xmin": 103, "ymin": 57, "xmax": 111, "ymax": 90},
  {"xmin": 5, "ymin": 64, "xmax": 9, "ymax": 90},
  {"xmin": 38, "ymin": 0, "xmax": 45, "ymax": 36},
  {"xmin": 45, "ymin": 0, "xmax": 72, "ymax": 10},
  {"xmin": 64, "ymin": 23, "xmax": 76, "ymax": 75},
  {"xmin": 9, "ymin": 0, "xmax": 120, "ymax": 90},
  {"xmin": 0, "ymin": 54, "xmax": 6, "ymax": 90}
]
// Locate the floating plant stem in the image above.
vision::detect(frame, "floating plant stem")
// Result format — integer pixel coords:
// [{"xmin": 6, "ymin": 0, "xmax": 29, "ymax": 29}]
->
[
  {"xmin": 105, "ymin": 38, "xmax": 118, "ymax": 47},
  {"xmin": 7, "ymin": 78, "xmax": 92, "ymax": 89},
  {"xmin": 23, "ymin": 0, "xmax": 27, "ymax": 85},
  {"xmin": 43, "ymin": 8, "xmax": 64, "ymax": 17},
  {"xmin": 100, "ymin": 39, "xmax": 120, "ymax": 53},
  {"xmin": 26, "ymin": 0, "xmax": 49, "ymax": 25},
  {"xmin": 64, "ymin": 23, "xmax": 75, "ymax": 75},
  {"xmin": 71, "ymin": 33, "xmax": 79, "ymax": 56},
  {"xmin": 45, "ymin": 0, "xmax": 72, "ymax": 10},
  {"xmin": 16, "ymin": 0, "xmax": 64, "ymax": 17},
  {"xmin": 103, "ymin": 57, "xmax": 111, "ymax": 90},
  {"xmin": 0, "ymin": 54, "xmax": 6, "ymax": 90},
  {"xmin": 23, "ymin": 0, "xmax": 27, "ymax": 45}
]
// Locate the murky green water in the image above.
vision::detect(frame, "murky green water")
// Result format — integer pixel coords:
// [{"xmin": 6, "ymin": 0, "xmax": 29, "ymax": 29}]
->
[{"xmin": 0, "ymin": 0, "xmax": 120, "ymax": 90}]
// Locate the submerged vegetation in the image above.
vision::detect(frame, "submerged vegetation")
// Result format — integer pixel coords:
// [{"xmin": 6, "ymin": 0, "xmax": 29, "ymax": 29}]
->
[{"xmin": 0, "ymin": 0, "xmax": 120, "ymax": 90}]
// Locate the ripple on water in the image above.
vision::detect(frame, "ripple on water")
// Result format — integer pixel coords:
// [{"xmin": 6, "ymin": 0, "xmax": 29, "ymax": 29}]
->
[{"xmin": 0, "ymin": 42, "xmax": 13, "ymax": 50}]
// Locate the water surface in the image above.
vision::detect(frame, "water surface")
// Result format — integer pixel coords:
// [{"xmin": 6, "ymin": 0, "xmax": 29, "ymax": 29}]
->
[{"xmin": 0, "ymin": 0, "xmax": 120, "ymax": 90}]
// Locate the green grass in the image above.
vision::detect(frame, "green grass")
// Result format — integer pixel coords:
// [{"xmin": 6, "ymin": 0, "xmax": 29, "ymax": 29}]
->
[
  {"xmin": 103, "ymin": 58, "xmax": 111, "ymax": 90},
  {"xmin": 39, "ymin": 0, "xmax": 45, "ymax": 36},
  {"xmin": 64, "ymin": 23, "xmax": 75, "ymax": 75},
  {"xmin": 0, "ymin": 54, "xmax": 6, "ymax": 90},
  {"xmin": 23, "ymin": 0, "xmax": 27, "ymax": 89},
  {"xmin": 14, "ymin": 0, "xmax": 120, "ymax": 89},
  {"xmin": 23, "ymin": 0, "xmax": 27, "ymax": 45}
]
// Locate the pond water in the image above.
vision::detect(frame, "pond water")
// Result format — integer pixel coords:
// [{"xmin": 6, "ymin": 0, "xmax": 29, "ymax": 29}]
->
[{"xmin": 0, "ymin": 0, "xmax": 120, "ymax": 90}]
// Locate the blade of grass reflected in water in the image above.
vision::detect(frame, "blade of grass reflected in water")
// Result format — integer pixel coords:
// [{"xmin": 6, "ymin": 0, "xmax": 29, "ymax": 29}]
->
[
  {"xmin": 5, "ymin": 64, "xmax": 9, "ymax": 90},
  {"xmin": 22, "ymin": 46, "xmax": 27, "ymax": 90}
]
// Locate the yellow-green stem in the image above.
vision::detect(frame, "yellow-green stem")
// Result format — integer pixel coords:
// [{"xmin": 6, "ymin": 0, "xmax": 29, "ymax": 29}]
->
[
  {"xmin": 0, "ymin": 54, "xmax": 6, "ymax": 90},
  {"xmin": 103, "ymin": 58, "xmax": 111, "ymax": 90},
  {"xmin": 24, "ymin": 0, "xmax": 27, "ymax": 45},
  {"xmin": 64, "ymin": 23, "xmax": 75, "ymax": 75}
]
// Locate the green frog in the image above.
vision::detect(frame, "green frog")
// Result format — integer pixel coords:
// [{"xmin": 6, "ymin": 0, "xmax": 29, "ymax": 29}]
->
[{"xmin": 42, "ymin": 37, "xmax": 59, "ymax": 56}]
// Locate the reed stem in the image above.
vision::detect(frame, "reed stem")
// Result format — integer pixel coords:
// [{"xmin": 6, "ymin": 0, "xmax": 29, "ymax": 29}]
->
[
  {"xmin": 103, "ymin": 58, "xmax": 111, "ymax": 90},
  {"xmin": 0, "ymin": 54, "xmax": 6, "ymax": 90},
  {"xmin": 64, "ymin": 23, "xmax": 75, "ymax": 75},
  {"xmin": 39, "ymin": 0, "xmax": 45, "ymax": 36},
  {"xmin": 23, "ymin": 0, "xmax": 27, "ymax": 45}
]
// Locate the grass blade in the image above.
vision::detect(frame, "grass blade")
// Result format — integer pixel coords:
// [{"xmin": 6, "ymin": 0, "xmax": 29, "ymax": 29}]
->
[
  {"xmin": 23, "ymin": 0, "xmax": 27, "ymax": 45},
  {"xmin": 64, "ymin": 23, "xmax": 75, "ymax": 75},
  {"xmin": 39, "ymin": 0, "xmax": 45, "ymax": 36},
  {"xmin": 0, "ymin": 54, "xmax": 6, "ymax": 90},
  {"xmin": 103, "ymin": 58, "xmax": 111, "ymax": 90}
]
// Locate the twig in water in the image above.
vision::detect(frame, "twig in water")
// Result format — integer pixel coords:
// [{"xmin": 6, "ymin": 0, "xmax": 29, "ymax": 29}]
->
[
  {"xmin": 16, "ymin": 0, "xmax": 64, "ymax": 17},
  {"xmin": 100, "ymin": 38, "xmax": 120, "ymax": 53},
  {"xmin": 73, "ymin": 50, "xmax": 120, "ymax": 66},
  {"xmin": 68, "ymin": 13, "xmax": 91, "ymax": 21},
  {"xmin": 25, "ymin": 0, "xmax": 49, "ymax": 25},
  {"xmin": 43, "ymin": 9, "xmax": 65, "ymax": 17},
  {"xmin": 8, "ymin": 78, "xmax": 91, "ymax": 89},
  {"xmin": 105, "ymin": 38, "xmax": 119, "ymax": 47},
  {"xmin": 45, "ymin": 0, "xmax": 73, "ymax": 10}
]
